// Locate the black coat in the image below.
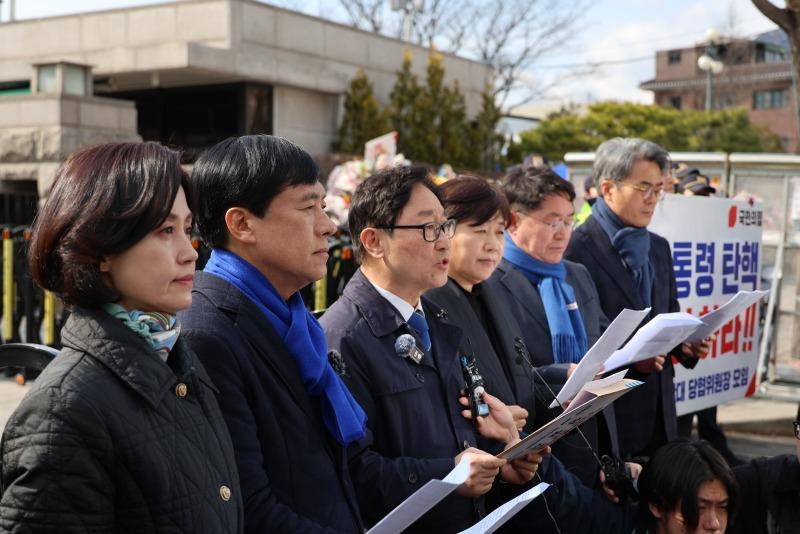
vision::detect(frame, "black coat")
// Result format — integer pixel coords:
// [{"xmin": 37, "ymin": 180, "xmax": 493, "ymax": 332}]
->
[
  {"xmin": 565, "ymin": 215, "xmax": 697, "ymax": 458},
  {"xmin": 731, "ymin": 454, "xmax": 800, "ymax": 534},
  {"xmin": 484, "ymin": 259, "xmax": 618, "ymax": 485},
  {"xmin": 425, "ymin": 279, "xmax": 534, "ymax": 422},
  {"xmin": 320, "ymin": 270, "xmax": 482, "ymax": 533},
  {"xmin": 179, "ymin": 272, "xmax": 363, "ymax": 534},
  {"xmin": 0, "ymin": 307, "xmax": 242, "ymax": 533}
]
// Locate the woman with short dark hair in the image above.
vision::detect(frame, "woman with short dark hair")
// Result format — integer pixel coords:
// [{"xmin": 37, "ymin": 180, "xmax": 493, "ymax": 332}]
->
[{"xmin": 0, "ymin": 142, "xmax": 242, "ymax": 533}]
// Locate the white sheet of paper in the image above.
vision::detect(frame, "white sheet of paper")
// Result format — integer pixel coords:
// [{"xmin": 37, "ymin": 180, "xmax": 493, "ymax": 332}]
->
[
  {"xmin": 603, "ymin": 312, "xmax": 703, "ymax": 373},
  {"xmin": 686, "ymin": 290, "xmax": 769, "ymax": 342},
  {"xmin": 366, "ymin": 460, "xmax": 471, "ymax": 534},
  {"xmin": 458, "ymin": 483, "xmax": 551, "ymax": 534},
  {"xmin": 550, "ymin": 308, "xmax": 650, "ymax": 408},
  {"xmin": 498, "ymin": 379, "xmax": 642, "ymax": 461},
  {"xmin": 565, "ymin": 369, "xmax": 629, "ymax": 413}
]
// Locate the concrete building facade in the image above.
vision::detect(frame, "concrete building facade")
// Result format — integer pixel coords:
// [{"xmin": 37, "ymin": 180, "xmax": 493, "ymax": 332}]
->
[
  {"xmin": 639, "ymin": 30, "xmax": 797, "ymax": 153},
  {"xmin": 0, "ymin": 0, "xmax": 491, "ymax": 157},
  {"xmin": 0, "ymin": 0, "xmax": 492, "ymax": 224}
]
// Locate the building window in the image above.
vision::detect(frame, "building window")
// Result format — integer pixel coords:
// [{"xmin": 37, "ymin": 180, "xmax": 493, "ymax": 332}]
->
[
  {"xmin": 668, "ymin": 50, "xmax": 682, "ymax": 64},
  {"xmin": 755, "ymin": 43, "xmax": 788, "ymax": 63},
  {"xmin": 753, "ymin": 88, "xmax": 788, "ymax": 109},
  {"xmin": 669, "ymin": 96, "xmax": 682, "ymax": 109}
]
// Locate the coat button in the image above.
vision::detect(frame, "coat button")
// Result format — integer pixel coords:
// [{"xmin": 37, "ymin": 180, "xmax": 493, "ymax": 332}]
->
[
  {"xmin": 415, "ymin": 372, "xmax": 425, "ymax": 383},
  {"xmin": 408, "ymin": 472, "xmax": 418, "ymax": 484},
  {"xmin": 219, "ymin": 485, "xmax": 231, "ymax": 501},
  {"xmin": 175, "ymin": 383, "xmax": 188, "ymax": 398}
]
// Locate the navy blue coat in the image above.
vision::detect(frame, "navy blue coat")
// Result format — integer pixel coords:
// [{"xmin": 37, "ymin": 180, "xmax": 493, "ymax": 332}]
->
[
  {"xmin": 320, "ymin": 269, "xmax": 483, "ymax": 532},
  {"xmin": 484, "ymin": 259, "xmax": 618, "ymax": 485},
  {"xmin": 565, "ymin": 215, "xmax": 697, "ymax": 458},
  {"xmin": 179, "ymin": 272, "xmax": 363, "ymax": 534},
  {"xmin": 325, "ymin": 271, "xmax": 635, "ymax": 534}
]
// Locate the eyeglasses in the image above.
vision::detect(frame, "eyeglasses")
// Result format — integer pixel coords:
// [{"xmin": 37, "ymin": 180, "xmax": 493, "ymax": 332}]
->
[
  {"xmin": 521, "ymin": 213, "xmax": 575, "ymax": 233},
  {"xmin": 376, "ymin": 218, "xmax": 457, "ymax": 242},
  {"xmin": 793, "ymin": 421, "xmax": 800, "ymax": 440},
  {"xmin": 617, "ymin": 181, "xmax": 665, "ymax": 200}
]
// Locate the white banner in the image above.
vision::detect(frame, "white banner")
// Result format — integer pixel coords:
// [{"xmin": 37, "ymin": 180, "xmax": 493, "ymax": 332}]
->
[{"xmin": 649, "ymin": 194, "xmax": 763, "ymax": 416}]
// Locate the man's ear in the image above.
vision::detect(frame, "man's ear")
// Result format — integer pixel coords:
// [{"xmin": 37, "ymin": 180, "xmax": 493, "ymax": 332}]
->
[
  {"xmin": 648, "ymin": 502, "xmax": 664, "ymax": 520},
  {"xmin": 99, "ymin": 258, "xmax": 111, "ymax": 273},
  {"xmin": 507, "ymin": 211, "xmax": 521, "ymax": 235},
  {"xmin": 224, "ymin": 207, "xmax": 257, "ymax": 244},
  {"xmin": 360, "ymin": 227, "xmax": 385, "ymax": 260},
  {"xmin": 599, "ymin": 179, "xmax": 614, "ymax": 201}
]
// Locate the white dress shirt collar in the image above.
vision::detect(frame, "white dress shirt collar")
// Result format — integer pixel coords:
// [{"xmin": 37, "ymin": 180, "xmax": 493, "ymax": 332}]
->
[{"xmin": 368, "ymin": 280, "xmax": 424, "ymax": 322}]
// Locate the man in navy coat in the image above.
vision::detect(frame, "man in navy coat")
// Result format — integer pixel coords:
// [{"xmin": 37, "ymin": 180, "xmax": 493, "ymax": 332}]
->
[
  {"xmin": 322, "ymin": 166, "xmax": 634, "ymax": 533},
  {"xmin": 565, "ymin": 137, "xmax": 712, "ymax": 459},
  {"xmin": 179, "ymin": 135, "xmax": 365, "ymax": 533}
]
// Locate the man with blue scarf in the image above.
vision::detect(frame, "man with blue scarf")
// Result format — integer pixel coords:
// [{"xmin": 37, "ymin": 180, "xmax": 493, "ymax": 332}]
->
[
  {"xmin": 566, "ymin": 137, "xmax": 712, "ymax": 460},
  {"xmin": 485, "ymin": 166, "xmax": 618, "ymax": 488},
  {"xmin": 179, "ymin": 135, "xmax": 367, "ymax": 533}
]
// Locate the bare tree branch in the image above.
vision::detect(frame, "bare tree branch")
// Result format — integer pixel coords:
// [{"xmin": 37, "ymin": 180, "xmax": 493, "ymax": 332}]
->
[
  {"xmin": 751, "ymin": 0, "xmax": 792, "ymax": 30},
  {"xmin": 334, "ymin": 0, "xmax": 590, "ymax": 111}
]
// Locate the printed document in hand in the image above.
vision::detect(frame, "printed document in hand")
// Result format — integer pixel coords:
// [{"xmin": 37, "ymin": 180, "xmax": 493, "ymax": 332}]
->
[
  {"xmin": 498, "ymin": 371, "xmax": 642, "ymax": 462},
  {"xmin": 550, "ymin": 308, "xmax": 650, "ymax": 408},
  {"xmin": 366, "ymin": 459, "xmax": 471, "ymax": 534},
  {"xmin": 602, "ymin": 312, "xmax": 703, "ymax": 373},
  {"xmin": 686, "ymin": 289, "xmax": 769, "ymax": 342},
  {"xmin": 458, "ymin": 483, "xmax": 551, "ymax": 534}
]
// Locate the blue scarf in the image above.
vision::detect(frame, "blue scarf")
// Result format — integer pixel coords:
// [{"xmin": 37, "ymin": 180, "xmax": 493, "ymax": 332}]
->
[
  {"xmin": 591, "ymin": 197, "xmax": 654, "ymax": 308},
  {"xmin": 204, "ymin": 248, "xmax": 367, "ymax": 446},
  {"xmin": 502, "ymin": 233, "xmax": 588, "ymax": 364}
]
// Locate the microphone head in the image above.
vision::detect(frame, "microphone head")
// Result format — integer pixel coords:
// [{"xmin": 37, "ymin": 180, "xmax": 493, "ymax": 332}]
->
[
  {"xmin": 327, "ymin": 349, "xmax": 346, "ymax": 376},
  {"xmin": 394, "ymin": 334, "xmax": 416, "ymax": 357}
]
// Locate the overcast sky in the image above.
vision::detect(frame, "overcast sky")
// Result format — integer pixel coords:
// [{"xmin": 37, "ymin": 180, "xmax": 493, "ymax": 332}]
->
[{"xmin": 1, "ymin": 0, "xmax": 780, "ymax": 108}]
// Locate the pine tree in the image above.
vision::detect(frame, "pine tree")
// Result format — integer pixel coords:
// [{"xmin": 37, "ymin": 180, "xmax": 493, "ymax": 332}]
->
[
  {"xmin": 334, "ymin": 69, "xmax": 387, "ymax": 155},
  {"xmin": 440, "ymin": 81, "xmax": 469, "ymax": 167},
  {"xmin": 387, "ymin": 50, "xmax": 421, "ymax": 157},
  {"xmin": 470, "ymin": 85, "xmax": 504, "ymax": 170}
]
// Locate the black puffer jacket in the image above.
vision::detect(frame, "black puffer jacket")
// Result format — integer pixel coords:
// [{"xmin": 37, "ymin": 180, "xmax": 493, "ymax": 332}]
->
[{"xmin": 0, "ymin": 307, "xmax": 243, "ymax": 533}]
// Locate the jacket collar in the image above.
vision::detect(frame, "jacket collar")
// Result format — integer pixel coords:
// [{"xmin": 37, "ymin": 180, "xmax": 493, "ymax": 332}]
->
[
  {"xmin": 495, "ymin": 259, "xmax": 550, "ymax": 333},
  {"xmin": 60, "ymin": 307, "xmax": 210, "ymax": 410},
  {"xmin": 191, "ymin": 271, "xmax": 318, "ymax": 422},
  {"xmin": 342, "ymin": 269, "xmax": 412, "ymax": 339}
]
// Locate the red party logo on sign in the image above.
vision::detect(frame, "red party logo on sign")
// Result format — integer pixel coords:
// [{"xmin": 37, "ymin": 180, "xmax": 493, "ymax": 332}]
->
[{"xmin": 728, "ymin": 206, "xmax": 737, "ymax": 228}]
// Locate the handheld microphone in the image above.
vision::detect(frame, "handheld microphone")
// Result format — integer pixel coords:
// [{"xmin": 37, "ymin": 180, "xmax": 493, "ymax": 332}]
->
[
  {"xmin": 327, "ymin": 349, "xmax": 346, "ymax": 376},
  {"xmin": 395, "ymin": 334, "xmax": 424, "ymax": 364}
]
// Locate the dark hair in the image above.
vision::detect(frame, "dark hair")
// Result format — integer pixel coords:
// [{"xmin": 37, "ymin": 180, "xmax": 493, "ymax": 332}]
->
[
  {"xmin": 348, "ymin": 166, "xmax": 441, "ymax": 263},
  {"xmin": 28, "ymin": 142, "xmax": 191, "ymax": 308},
  {"xmin": 192, "ymin": 134, "xmax": 319, "ymax": 247},
  {"xmin": 501, "ymin": 166, "xmax": 575, "ymax": 213},
  {"xmin": 637, "ymin": 439, "xmax": 740, "ymax": 532},
  {"xmin": 440, "ymin": 176, "xmax": 510, "ymax": 227}
]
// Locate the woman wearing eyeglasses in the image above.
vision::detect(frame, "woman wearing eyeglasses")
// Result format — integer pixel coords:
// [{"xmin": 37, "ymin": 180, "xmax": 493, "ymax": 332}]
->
[
  {"xmin": 0, "ymin": 143, "xmax": 241, "ymax": 533},
  {"xmin": 481, "ymin": 166, "xmax": 619, "ymax": 488}
]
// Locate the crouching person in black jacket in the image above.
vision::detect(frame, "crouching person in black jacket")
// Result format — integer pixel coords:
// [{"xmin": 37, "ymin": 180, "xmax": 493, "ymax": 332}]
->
[{"xmin": 0, "ymin": 142, "xmax": 242, "ymax": 533}]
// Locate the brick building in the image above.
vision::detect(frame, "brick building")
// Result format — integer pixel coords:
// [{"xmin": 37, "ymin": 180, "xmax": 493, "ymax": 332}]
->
[{"xmin": 640, "ymin": 30, "xmax": 797, "ymax": 152}]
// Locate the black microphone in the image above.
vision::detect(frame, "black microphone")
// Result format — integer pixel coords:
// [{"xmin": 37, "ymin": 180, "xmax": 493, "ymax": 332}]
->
[{"xmin": 327, "ymin": 349, "xmax": 346, "ymax": 376}]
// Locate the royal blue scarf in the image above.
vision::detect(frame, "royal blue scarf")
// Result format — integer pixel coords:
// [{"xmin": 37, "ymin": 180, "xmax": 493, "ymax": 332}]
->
[
  {"xmin": 591, "ymin": 197, "xmax": 654, "ymax": 308},
  {"xmin": 205, "ymin": 248, "xmax": 367, "ymax": 446},
  {"xmin": 503, "ymin": 233, "xmax": 588, "ymax": 364}
]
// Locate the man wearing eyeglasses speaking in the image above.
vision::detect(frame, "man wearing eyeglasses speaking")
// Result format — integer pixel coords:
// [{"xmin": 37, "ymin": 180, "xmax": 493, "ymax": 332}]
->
[
  {"xmin": 565, "ymin": 137, "xmax": 713, "ymax": 461},
  {"xmin": 320, "ymin": 166, "xmax": 548, "ymax": 533}
]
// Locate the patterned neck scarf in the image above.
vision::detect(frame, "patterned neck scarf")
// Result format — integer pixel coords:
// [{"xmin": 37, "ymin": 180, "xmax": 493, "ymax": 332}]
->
[{"xmin": 103, "ymin": 303, "xmax": 181, "ymax": 362}]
